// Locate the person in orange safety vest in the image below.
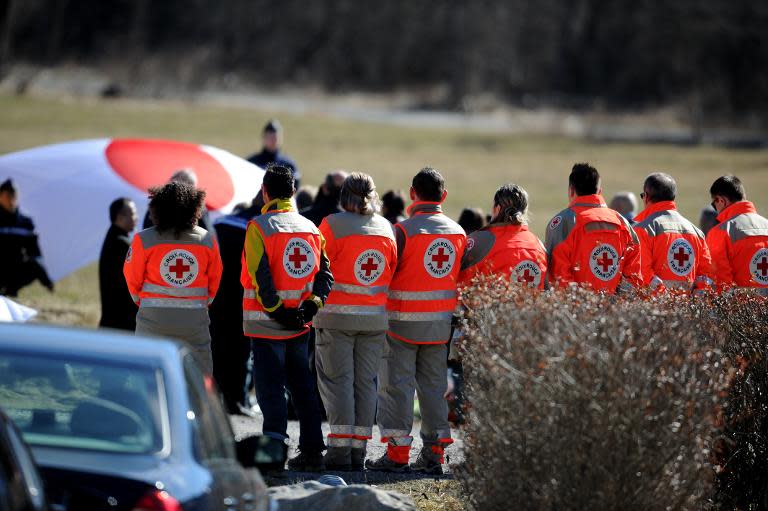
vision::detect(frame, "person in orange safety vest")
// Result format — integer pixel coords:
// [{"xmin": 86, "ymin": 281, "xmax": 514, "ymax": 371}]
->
[
  {"xmin": 240, "ymin": 165, "xmax": 333, "ymax": 472},
  {"xmin": 633, "ymin": 172, "xmax": 714, "ymax": 293},
  {"xmin": 367, "ymin": 167, "xmax": 466, "ymax": 475},
  {"xmin": 706, "ymin": 175, "xmax": 768, "ymax": 295},
  {"xmin": 313, "ymin": 172, "xmax": 398, "ymax": 471},
  {"xmin": 459, "ymin": 183, "xmax": 547, "ymax": 288},
  {"xmin": 124, "ymin": 181, "xmax": 222, "ymax": 374},
  {"xmin": 544, "ymin": 163, "xmax": 642, "ymax": 293}
]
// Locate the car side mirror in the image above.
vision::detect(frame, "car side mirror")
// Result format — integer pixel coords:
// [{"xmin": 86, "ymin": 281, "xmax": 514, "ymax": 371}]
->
[{"xmin": 235, "ymin": 435, "xmax": 286, "ymax": 469}]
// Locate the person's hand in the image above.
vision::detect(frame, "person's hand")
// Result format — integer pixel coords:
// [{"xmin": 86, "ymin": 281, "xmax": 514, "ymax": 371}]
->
[
  {"xmin": 298, "ymin": 299, "xmax": 319, "ymax": 324},
  {"xmin": 268, "ymin": 305, "xmax": 303, "ymax": 329}
]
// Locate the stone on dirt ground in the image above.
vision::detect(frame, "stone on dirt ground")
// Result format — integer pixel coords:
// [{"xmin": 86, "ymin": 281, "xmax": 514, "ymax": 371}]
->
[{"xmin": 268, "ymin": 480, "xmax": 417, "ymax": 511}]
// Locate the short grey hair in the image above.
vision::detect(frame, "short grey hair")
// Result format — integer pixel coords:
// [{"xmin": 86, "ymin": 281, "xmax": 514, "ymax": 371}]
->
[
  {"xmin": 170, "ymin": 168, "xmax": 198, "ymax": 187},
  {"xmin": 609, "ymin": 191, "xmax": 638, "ymax": 216},
  {"xmin": 643, "ymin": 172, "xmax": 677, "ymax": 202},
  {"xmin": 340, "ymin": 172, "xmax": 380, "ymax": 215}
]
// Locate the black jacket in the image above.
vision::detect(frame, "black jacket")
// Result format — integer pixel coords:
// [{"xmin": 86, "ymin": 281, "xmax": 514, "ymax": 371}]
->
[
  {"xmin": 98, "ymin": 225, "xmax": 137, "ymax": 330},
  {"xmin": 0, "ymin": 207, "xmax": 52, "ymax": 295}
]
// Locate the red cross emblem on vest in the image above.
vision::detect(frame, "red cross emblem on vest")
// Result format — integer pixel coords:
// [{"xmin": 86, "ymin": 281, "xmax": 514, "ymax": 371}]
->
[
  {"xmin": 160, "ymin": 249, "xmax": 199, "ymax": 287},
  {"xmin": 355, "ymin": 249, "xmax": 386, "ymax": 284},
  {"xmin": 283, "ymin": 238, "xmax": 316, "ymax": 279},
  {"xmin": 667, "ymin": 238, "xmax": 694, "ymax": 277},
  {"xmin": 424, "ymin": 238, "xmax": 457, "ymax": 278}
]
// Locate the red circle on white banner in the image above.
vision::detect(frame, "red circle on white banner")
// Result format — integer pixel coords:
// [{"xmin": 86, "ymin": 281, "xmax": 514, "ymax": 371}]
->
[{"xmin": 105, "ymin": 139, "xmax": 235, "ymax": 210}]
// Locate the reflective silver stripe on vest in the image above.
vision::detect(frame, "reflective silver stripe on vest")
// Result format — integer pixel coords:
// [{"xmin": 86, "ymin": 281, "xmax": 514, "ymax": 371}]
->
[
  {"xmin": 321, "ymin": 304, "xmax": 386, "ymax": 315},
  {"xmin": 379, "ymin": 428, "xmax": 411, "ymax": 439},
  {"xmin": 328, "ymin": 436, "xmax": 354, "ymax": 447},
  {"xmin": 388, "ymin": 289, "xmax": 457, "ymax": 300},
  {"xmin": 649, "ymin": 275, "xmax": 664, "ymax": 291},
  {"xmin": 244, "ymin": 283, "xmax": 312, "ymax": 300},
  {"xmin": 244, "ymin": 310, "xmax": 272, "ymax": 320},
  {"xmin": 333, "ymin": 283, "xmax": 388, "ymax": 296},
  {"xmin": 387, "ymin": 311, "xmax": 454, "ymax": 321},
  {"xmin": 130, "ymin": 293, "xmax": 139, "ymax": 302},
  {"xmin": 142, "ymin": 283, "xmax": 208, "ymax": 297},
  {"xmin": 353, "ymin": 426, "xmax": 373, "ymax": 437},
  {"xmin": 140, "ymin": 298, "xmax": 208, "ymax": 309}
]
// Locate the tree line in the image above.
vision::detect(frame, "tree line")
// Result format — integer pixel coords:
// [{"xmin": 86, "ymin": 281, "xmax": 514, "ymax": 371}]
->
[{"xmin": 1, "ymin": 0, "xmax": 766, "ymax": 119}]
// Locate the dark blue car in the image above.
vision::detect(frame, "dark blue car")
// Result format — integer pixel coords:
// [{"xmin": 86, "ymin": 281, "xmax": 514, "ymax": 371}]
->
[{"xmin": 0, "ymin": 323, "xmax": 271, "ymax": 511}]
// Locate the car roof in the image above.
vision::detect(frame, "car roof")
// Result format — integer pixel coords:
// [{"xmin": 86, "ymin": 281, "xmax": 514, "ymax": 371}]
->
[{"xmin": 0, "ymin": 323, "xmax": 183, "ymax": 364}]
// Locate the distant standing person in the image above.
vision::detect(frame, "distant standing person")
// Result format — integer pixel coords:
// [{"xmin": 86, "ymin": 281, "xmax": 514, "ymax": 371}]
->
[
  {"xmin": 314, "ymin": 173, "xmax": 398, "ymax": 471},
  {"xmin": 246, "ymin": 119, "xmax": 301, "ymax": 189},
  {"xmin": 457, "ymin": 207, "xmax": 485, "ymax": 234},
  {"xmin": 241, "ymin": 165, "xmax": 333, "ymax": 471},
  {"xmin": 699, "ymin": 205, "xmax": 718, "ymax": 235},
  {"xmin": 706, "ymin": 175, "xmax": 768, "ymax": 293},
  {"xmin": 302, "ymin": 171, "xmax": 348, "ymax": 226},
  {"xmin": 0, "ymin": 179, "xmax": 54, "ymax": 296},
  {"xmin": 209, "ymin": 192, "xmax": 264, "ymax": 414},
  {"xmin": 609, "ymin": 191, "xmax": 638, "ymax": 223},
  {"xmin": 142, "ymin": 169, "xmax": 210, "ymax": 230},
  {"xmin": 99, "ymin": 198, "xmax": 138, "ymax": 330},
  {"xmin": 545, "ymin": 163, "xmax": 642, "ymax": 293},
  {"xmin": 381, "ymin": 190, "xmax": 406, "ymax": 224},
  {"xmin": 124, "ymin": 182, "xmax": 222, "ymax": 373},
  {"xmin": 633, "ymin": 173, "xmax": 714, "ymax": 293}
]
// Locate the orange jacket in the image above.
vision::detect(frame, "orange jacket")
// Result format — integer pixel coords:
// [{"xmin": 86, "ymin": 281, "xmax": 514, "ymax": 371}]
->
[
  {"xmin": 544, "ymin": 194, "xmax": 642, "ymax": 293},
  {"xmin": 387, "ymin": 201, "xmax": 466, "ymax": 344},
  {"xmin": 633, "ymin": 201, "xmax": 714, "ymax": 292},
  {"xmin": 459, "ymin": 223, "xmax": 547, "ymax": 289},
  {"xmin": 705, "ymin": 201, "xmax": 768, "ymax": 291},
  {"xmin": 315, "ymin": 211, "xmax": 397, "ymax": 331},
  {"xmin": 241, "ymin": 198, "xmax": 333, "ymax": 339},
  {"xmin": 124, "ymin": 226, "xmax": 222, "ymax": 309}
]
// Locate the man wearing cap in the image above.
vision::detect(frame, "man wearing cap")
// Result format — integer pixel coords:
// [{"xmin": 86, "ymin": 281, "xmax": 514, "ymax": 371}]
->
[
  {"xmin": 246, "ymin": 119, "xmax": 301, "ymax": 189},
  {"xmin": 0, "ymin": 179, "xmax": 54, "ymax": 296}
]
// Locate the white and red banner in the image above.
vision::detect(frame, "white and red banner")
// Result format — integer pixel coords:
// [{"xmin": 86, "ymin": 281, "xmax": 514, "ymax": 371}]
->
[{"xmin": 0, "ymin": 138, "xmax": 264, "ymax": 281}]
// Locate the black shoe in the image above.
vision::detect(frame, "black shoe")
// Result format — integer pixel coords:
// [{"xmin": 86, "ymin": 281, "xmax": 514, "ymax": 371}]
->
[
  {"xmin": 365, "ymin": 453, "xmax": 409, "ymax": 473},
  {"xmin": 410, "ymin": 447, "xmax": 443, "ymax": 475},
  {"xmin": 287, "ymin": 449, "xmax": 325, "ymax": 472}
]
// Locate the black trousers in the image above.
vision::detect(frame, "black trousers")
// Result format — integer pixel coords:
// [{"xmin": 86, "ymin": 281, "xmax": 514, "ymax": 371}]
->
[{"xmin": 210, "ymin": 318, "xmax": 251, "ymax": 414}]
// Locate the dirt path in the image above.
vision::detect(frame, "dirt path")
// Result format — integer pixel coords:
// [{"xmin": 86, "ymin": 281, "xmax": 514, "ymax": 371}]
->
[{"xmin": 230, "ymin": 413, "xmax": 464, "ymax": 485}]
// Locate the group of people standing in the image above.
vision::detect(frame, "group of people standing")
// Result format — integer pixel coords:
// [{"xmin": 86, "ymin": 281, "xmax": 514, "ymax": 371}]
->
[{"xmin": 84, "ymin": 119, "xmax": 768, "ymax": 475}]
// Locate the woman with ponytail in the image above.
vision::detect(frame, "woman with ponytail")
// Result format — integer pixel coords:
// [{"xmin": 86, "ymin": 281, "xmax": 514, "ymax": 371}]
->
[
  {"xmin": 458, "ymin": 183, "xmax": 548, "ymax": 288},
  {"xmin": 313, "ymin": 172, "xmax": 399, "ymax": 471}
]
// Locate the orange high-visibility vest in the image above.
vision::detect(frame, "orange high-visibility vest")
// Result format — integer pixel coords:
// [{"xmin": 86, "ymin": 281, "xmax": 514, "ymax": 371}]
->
[
  {"xmin": 387, "ymin": 202, "xmax": 466, "ymax": 344},
  {"xmin": 241, "ymin": 202, "xmax": 326, "ymax": 339},
  {"xmin": 545, "ymin": 194, "xmax": 642, "ymax": 293},
  {"xmin": 314, "ymin": 211, "xmax": 397, "ymax": 331},
  {"xmin": 124, "ymin": 226, "xmax": 222, "ymax": 309},
  {"xmin": 633, "ymin": 201, "xmax": 714, "ymax": 292},
  {"xmin": 459, "ymin": 223, "xmax": 547, "ymax": 289},
  {"xmin": 706, "ymin": 201, "xmax": 768, "ymax": 294}
]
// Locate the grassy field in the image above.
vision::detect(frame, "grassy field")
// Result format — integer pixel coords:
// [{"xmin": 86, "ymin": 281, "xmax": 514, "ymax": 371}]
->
[
  {"xmin": 2, "ymin": 92, "xmax": 767, "ymax": 509},
  {"xmin": 5, "ymin": 92, "xmax": 768, "ymax": 325}
]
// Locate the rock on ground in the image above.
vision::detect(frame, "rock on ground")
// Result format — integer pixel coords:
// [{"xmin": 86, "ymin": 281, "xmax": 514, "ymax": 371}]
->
[{"xmin": 268, "ymin": 481, "xmax": 417, "ymax": 511}]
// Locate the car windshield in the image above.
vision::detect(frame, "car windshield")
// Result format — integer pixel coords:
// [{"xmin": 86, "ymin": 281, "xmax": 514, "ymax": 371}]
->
[{"xmin": 0, "ymin": 352, "xmax": 165, "ymax": 454}]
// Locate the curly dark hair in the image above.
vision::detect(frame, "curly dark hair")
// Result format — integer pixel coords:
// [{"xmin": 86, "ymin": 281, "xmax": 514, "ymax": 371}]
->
[{"xmin": 148, "ymin": 181, "xmax": 206, "ymax": 236}]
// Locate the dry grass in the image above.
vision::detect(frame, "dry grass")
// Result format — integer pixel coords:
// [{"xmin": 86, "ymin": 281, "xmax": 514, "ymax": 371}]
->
[
  {"xmin": 378, "ymin": 479, "xmax": 465, "ymax": 511},
  {"xmin": 1, "ymin": 93, "xmax": 767, "ymax": 237}
]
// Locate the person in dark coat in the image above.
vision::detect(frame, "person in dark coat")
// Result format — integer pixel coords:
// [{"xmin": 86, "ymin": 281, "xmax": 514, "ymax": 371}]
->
[
  {"xmin": 246, "ymin": 120, "xmax": 301, "ymax": 189},
  {"xmin": 142, "ymin": 169, "xmax": 210, "ymax": 230},
  {"xmin": 0, "ymin": 179, "xmax": 54, "ymax": 296},
  {"xmin": 301, "ymin": 171, "xmax": 348, "ymax": 226},
  {"xmin": 98, "ymin": 198, "xmax": 138, "ymax": 330},
  {"xmin": 209, "ymin": 192, "xmax": 264, "ymax": 414},
  {"xmin": 381, "ymin": 190, "xmax": 406, "ymax": 225}
]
